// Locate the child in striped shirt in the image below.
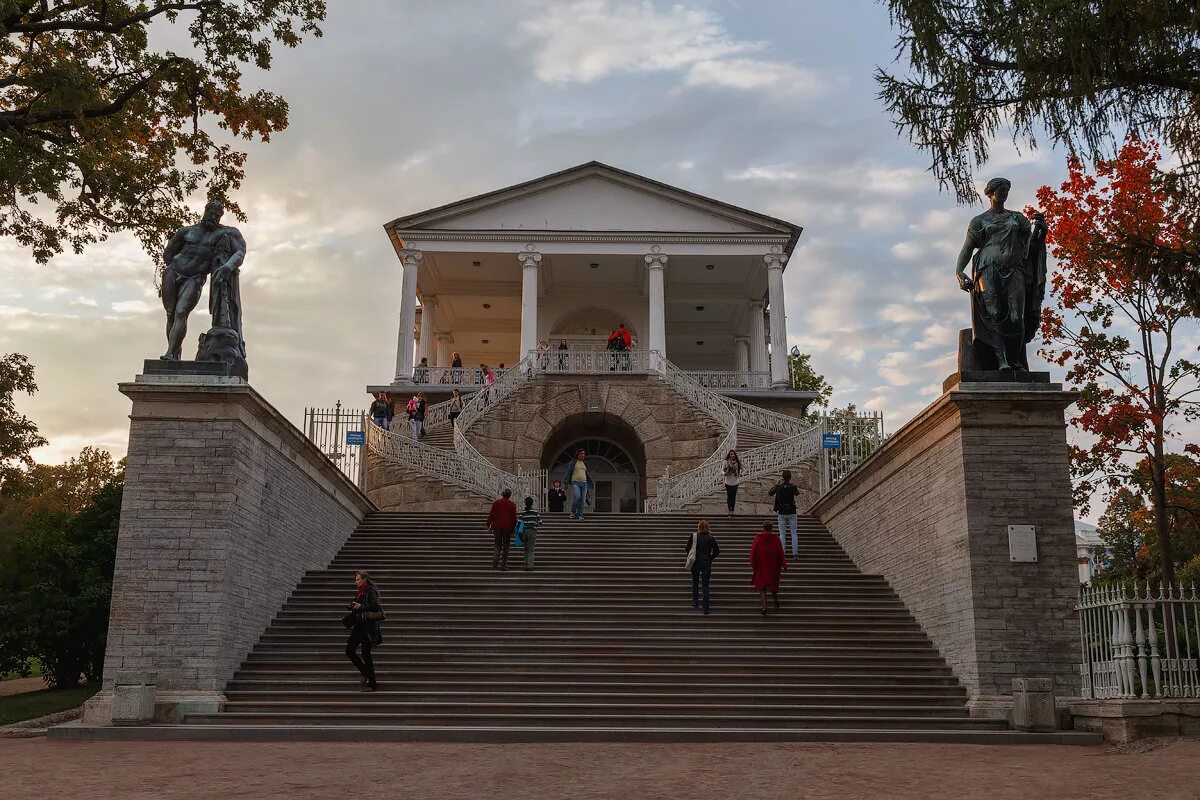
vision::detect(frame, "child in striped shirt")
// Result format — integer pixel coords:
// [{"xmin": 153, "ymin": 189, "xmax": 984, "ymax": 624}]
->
[{"xmin": 519, "ymin": 497, "xmax": 543, "ymax": 571}]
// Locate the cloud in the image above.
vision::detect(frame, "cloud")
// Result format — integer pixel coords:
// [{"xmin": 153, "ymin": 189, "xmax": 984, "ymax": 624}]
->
[
  {"xmin": 518, "ymin": 1, "xmax": 824, "ymax": 98},
  {"xmin": 729, "ymin": 163, "xmax": 928, "ymax": 197},
  {"xmin": 878, "ymin": 351, "xmax": 917, "ymax": 386},
  {"xmin": 521, "ymin": 1, "xmax": 754, "ymax": 83},
  {"xmin": 685, "ymin": 58, "xmax": 825, "ymax": 97},
  {"xmin": 880, "ymin": 304, "xmax": 929, "ymax": 325},
  {"xmin": 111, "ymin": 300, "xmax": 154, "ymax": 314}
]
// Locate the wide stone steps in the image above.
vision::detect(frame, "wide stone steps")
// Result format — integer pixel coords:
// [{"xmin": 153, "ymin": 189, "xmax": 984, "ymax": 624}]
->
[{"xmin": 184, "ymin": 511, "xmax": 1048, "ymax": 742}]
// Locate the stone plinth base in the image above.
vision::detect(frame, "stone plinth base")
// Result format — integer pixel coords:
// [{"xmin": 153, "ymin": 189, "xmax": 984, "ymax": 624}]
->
[
  {"xmin": 811, "ymin": 381, "xmax": 1082, "ymax": 703},
  {"xmin": 142, "ymin": 358, "xmax": 248, "ymax": 380},
  {"xmin": 83, "ymin": 690, "xmax": 226, "ymax": 725},
  {"xmin": 93, "ymin": 373, "xmax": 374, "ymax": 719},
  {"xmin": 943, "ymin": 371, "xmax": 1053, "ymax": 392},
  {"xmin": 1070, "ymin": 699, "xmax": 1200, "ymax": 743}
]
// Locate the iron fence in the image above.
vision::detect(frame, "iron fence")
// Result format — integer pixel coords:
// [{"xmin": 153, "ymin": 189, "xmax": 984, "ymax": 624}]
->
[{"xmin": 303, "ymin": 401, "xmax": 367, "ymax": 487}]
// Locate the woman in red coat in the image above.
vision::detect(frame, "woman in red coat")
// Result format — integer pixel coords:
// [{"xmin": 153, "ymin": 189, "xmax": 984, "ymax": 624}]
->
[{"xmin": 750, "ymin": 521, "xmax": 787, "ymax": 615}]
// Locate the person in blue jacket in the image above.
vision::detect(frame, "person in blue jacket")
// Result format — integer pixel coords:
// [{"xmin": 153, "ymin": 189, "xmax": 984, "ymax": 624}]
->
[{"xmin": 561, "ymin": 448, "xmax": 594, "ymax": 520}]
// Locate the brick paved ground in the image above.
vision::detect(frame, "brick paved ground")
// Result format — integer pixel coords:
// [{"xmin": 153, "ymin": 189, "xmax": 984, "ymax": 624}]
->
[
  {"xmin": 2, "ymin": 739, "xmax": 1198, "ymax": 799},
  {"xmin": 0, "ymin": 677, "xmax": 43, "ymax": 697}
]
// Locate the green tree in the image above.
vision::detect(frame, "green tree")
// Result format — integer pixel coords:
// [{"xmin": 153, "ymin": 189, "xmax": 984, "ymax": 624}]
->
[
  {"xmin": 787, "ymin": 348, "xmax": 833, "ymax": 410},
  {"xmin": 0, "ymin": 446, "xmax": 120, "ymax": 551},
  {"xmin": 1, "ymin": 1, "xmax": 326, "ymax": 264},
  {"xmin": 0, "ymin": 474, "xmax": 121, "ymax": 687},
  {"xmin": 1093, "ymin": 454, "xmax": 1200, "ymax": 586},
  {"xmin": 1094, "ymin": 487, "xmax": 1149, "ymax": 585},
  {"xmin": 0, "ymin": 353, "xmax": 46, "ymax": 492},
  {"xmin": 875, "ymin": 0, "xmax": 1200, "ymax": 217}
]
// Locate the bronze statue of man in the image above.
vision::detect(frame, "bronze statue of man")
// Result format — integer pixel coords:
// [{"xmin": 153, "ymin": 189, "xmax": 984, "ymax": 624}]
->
[
  {"xmin": 159, "ymin": 200, "xmax": 247, "ymax": 361},
  {"xmin": 954, "ymin": 177, "xmax": 1048, "ymax": 371}
]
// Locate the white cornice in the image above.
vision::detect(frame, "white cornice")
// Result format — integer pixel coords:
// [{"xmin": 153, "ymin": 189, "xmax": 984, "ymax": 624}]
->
[{"xmin": 395, "ymin": 229, "xmax": 790, "ymax": 245}]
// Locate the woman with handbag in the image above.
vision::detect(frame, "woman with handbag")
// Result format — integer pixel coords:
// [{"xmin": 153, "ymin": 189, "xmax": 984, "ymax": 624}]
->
[
  {"xmin": 722, "ymin": 450, "xmax": 742, "ymax": 516},
  {"xmin": 685, "ymin": 520, "xmax": 720, "ymax": 615},
  {"xmin": 344, "ymin": 570, "xmax": 384, "ymax": 692}
]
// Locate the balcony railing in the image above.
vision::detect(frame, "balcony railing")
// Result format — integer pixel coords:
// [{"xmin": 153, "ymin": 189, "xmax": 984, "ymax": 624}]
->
[
  {"xmin": 685, "ymin": 370, "xmax": 773, "ymax": 390},
  {"xmin": 408, "ymin": 361, "xmax": 773, "ymax": 391}
]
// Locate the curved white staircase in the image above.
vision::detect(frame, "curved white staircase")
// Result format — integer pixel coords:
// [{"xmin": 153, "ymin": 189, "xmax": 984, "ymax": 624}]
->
[{"xmin": 369, "ymin": 351, "xmax": 823, "ymax": 512}]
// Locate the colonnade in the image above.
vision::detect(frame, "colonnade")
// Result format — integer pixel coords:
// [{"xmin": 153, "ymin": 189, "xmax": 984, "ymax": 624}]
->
[{"xmin": 393, "ymin": 244, "xmax": 791, "ymax": 388}]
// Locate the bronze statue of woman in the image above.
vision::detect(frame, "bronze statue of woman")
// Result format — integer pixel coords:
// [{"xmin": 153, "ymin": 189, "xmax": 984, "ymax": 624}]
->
[{"xmin": 954, "ymin": 177, "xmax": 1048, "ymax": 371}]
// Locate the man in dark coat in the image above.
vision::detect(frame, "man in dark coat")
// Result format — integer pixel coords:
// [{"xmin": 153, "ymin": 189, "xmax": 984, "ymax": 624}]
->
[{"xmin": 486, "ymin": 488, "xmax": 519, "ymax": 570}]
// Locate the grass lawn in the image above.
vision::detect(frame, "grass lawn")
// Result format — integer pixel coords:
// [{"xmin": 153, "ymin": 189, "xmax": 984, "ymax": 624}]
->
[
  {"xmin": 0, "ymin": 685, "xmax": 98, "ymax": 726},
  {"xmin": 0, "ymin": 661, "xmax": 42, "ymax": 681}
]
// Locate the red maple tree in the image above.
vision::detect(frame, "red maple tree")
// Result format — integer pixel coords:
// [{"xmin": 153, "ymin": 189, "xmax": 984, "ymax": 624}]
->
[{"xmin": 1036, "ymin": 138, "xmax": 1200, "ymax": 586}]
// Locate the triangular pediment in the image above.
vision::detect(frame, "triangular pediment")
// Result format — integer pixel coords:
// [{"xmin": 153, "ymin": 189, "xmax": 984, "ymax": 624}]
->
[{"xmin": 385, "ymin": 162, "xmax": 799, "ymax": 236}]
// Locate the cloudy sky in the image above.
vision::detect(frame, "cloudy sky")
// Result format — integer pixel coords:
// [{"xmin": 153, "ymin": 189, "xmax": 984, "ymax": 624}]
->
[{"xmin": 4, "ymin": 0, "xmax": 1193, "ymax": 518}]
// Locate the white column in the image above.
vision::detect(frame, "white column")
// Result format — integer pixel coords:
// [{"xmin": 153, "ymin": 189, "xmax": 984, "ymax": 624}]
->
[
  {"xmin": 765, "ymin": 246, "xmax": 790, "ymax": 388},
  {"xmin": 435, "ymin": 334, "xmax": 448, "ymax": 367},
  {"xmin": 748, "ymin": 300, "xmax": 767, "ymax": 376},
  {"xmin": 394, "ymin": 248, "xmax": 422, "ymax": 382},
  {"xmin": 518, "ymin": 244, "xmax": 542, "ymax": 359},
  {"xmin": 645, "ymin": 245, "xmax": 668, "ymax": 363},
  {"xmin": 734, "ymin": 335, "xmax": 750, "ymax": 379},
  {"xmin": 417, "ymin": 294, "xmax": 435, "ymax": 365}
]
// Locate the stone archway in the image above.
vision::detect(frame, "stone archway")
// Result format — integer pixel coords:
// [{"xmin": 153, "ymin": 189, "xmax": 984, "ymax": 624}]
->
[
  {"xmin": 504, "ymin": 380, "xmax": 712, "ymax": 505},
  {"xmin": 542, "ymin": 414, "xmax": 647, "ymax": 512}
]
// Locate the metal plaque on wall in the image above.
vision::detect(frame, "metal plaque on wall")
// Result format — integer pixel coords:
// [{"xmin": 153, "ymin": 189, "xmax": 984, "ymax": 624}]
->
[{"xmin": 1008, "ymin": 525, "xmax": 1038, "ymax": 563}]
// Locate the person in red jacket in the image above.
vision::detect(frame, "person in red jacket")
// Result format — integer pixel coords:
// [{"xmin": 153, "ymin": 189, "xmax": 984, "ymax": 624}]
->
[
  {"xmin": 750, "ymin": 521, "xmax": 787, "ymax": 615},
  {"xmin": 486, "ymin": 488, "xmax": 519, "ymax": 570}
]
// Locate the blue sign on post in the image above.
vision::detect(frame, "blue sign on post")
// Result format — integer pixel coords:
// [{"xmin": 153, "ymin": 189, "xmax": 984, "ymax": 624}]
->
[
  {"xmin": 345, "ymin": 430, "xmax": 365, "ymax": 446},
  {"xmin": 821, "ymin": 433, "xmax": 842, "ymax": 450}
]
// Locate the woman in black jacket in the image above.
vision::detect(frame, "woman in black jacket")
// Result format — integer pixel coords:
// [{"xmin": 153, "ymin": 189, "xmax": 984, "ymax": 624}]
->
[
  {"xmin": 685, "ymin": 520, "xmax": 720, "ymax": 615},
  {"xmin": 346, "ymin": 570, "xmax": 383, "ymax": 692}
]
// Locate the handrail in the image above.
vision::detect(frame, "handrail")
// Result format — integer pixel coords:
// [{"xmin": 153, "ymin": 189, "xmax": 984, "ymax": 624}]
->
[
  {"xmin": 686, "ymin": 370, "xmax": 772, "ymax": 390},
  {"xmin": 368, "ymin": 347, "xmax": 841, "ymax": 514},
  {"xmin": 449, "ymin": 352, "xmax": 541, "ymax": 500},
  {"xmin": 721, "ymin": 394, "xmax": 812, "ymax": 438}
]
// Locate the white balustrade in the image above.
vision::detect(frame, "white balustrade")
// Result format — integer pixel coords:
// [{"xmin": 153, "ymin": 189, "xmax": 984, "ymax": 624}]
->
[
  {"xmin": 1077, "ymin": 583, "xmax": 1200, "ymax": 700},
  {"xmin": 365, "ymin": 347, "xmax": 881, "ymax": 514},
  {"xmin": 686, "ymin": 370, "xmax": 772, "ymax": 390}
]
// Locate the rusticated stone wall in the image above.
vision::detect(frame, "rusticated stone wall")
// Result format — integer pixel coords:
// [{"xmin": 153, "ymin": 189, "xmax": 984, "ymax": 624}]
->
[
  {"xmin": 86, "ymin": 376, "xmax": 374, "ymax": 724},
  {"xmin": 811, "ymin": 382, "xmax": 1082, "ymax": 703}
]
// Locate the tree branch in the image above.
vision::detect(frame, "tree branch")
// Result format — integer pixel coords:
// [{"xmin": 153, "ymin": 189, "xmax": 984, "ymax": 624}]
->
[
  {"xmin": 0, "ymin": 56, "xmax": 189, "ymax": 129},
  {"xmin": 6, "ymin": 1, "xmax": 218, "ymax": 35}
]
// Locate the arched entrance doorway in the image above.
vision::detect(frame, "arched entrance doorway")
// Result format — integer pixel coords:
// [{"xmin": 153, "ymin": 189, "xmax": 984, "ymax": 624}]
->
[{"xmin": 542, "ymin": 413, "xmax": 646, "ymax": 513}]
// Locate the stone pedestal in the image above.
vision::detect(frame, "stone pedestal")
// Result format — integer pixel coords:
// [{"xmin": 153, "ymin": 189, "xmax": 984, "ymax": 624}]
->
[
  {"xmin": 80, "ymin": 373, "xmax": 374, "ymax": 727},
  {"xmin": 812, "ymin": 379, "xmax": 1082, "ymax": 705},
  {"xmin": 109, "ymin": 672, "xmax": 156, "ymax": 726},
  {"xmin": 141, "ymin": 358, "xmax": 248, "ymax": 381},
  {"xmin": 1012, "ymin": 677, "xmax": 1057, "ymax": 732}
]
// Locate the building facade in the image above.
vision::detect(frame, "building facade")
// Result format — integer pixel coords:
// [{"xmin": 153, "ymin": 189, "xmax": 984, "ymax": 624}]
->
[{"xmin": 364, "ymin": 162, "xmax": 822, "ymax": 514}]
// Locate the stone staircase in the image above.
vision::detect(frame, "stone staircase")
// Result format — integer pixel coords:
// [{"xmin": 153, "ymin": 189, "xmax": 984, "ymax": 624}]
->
[{"xmin": 171, "ymin": 511, "xmax": 1093, "ymax": 742}]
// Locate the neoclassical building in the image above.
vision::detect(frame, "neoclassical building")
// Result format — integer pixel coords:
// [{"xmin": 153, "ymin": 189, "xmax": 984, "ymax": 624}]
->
[
  {"xmin": 381, "ymin": 162, "xmax": 800, "ymax": 391},
  {"xmin": 364, "ymin": 162, "xmax": 822, "ymax": 515}
]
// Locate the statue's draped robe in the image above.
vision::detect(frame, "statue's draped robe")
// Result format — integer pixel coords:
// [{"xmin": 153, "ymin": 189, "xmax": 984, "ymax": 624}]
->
[
  {"xmin": 966, "ymin": 210, "xmax": 1047, "ymax": 370},
  {"xmin": 210, "ymin": 227, "xmax": 247, "ymax": 357}
]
